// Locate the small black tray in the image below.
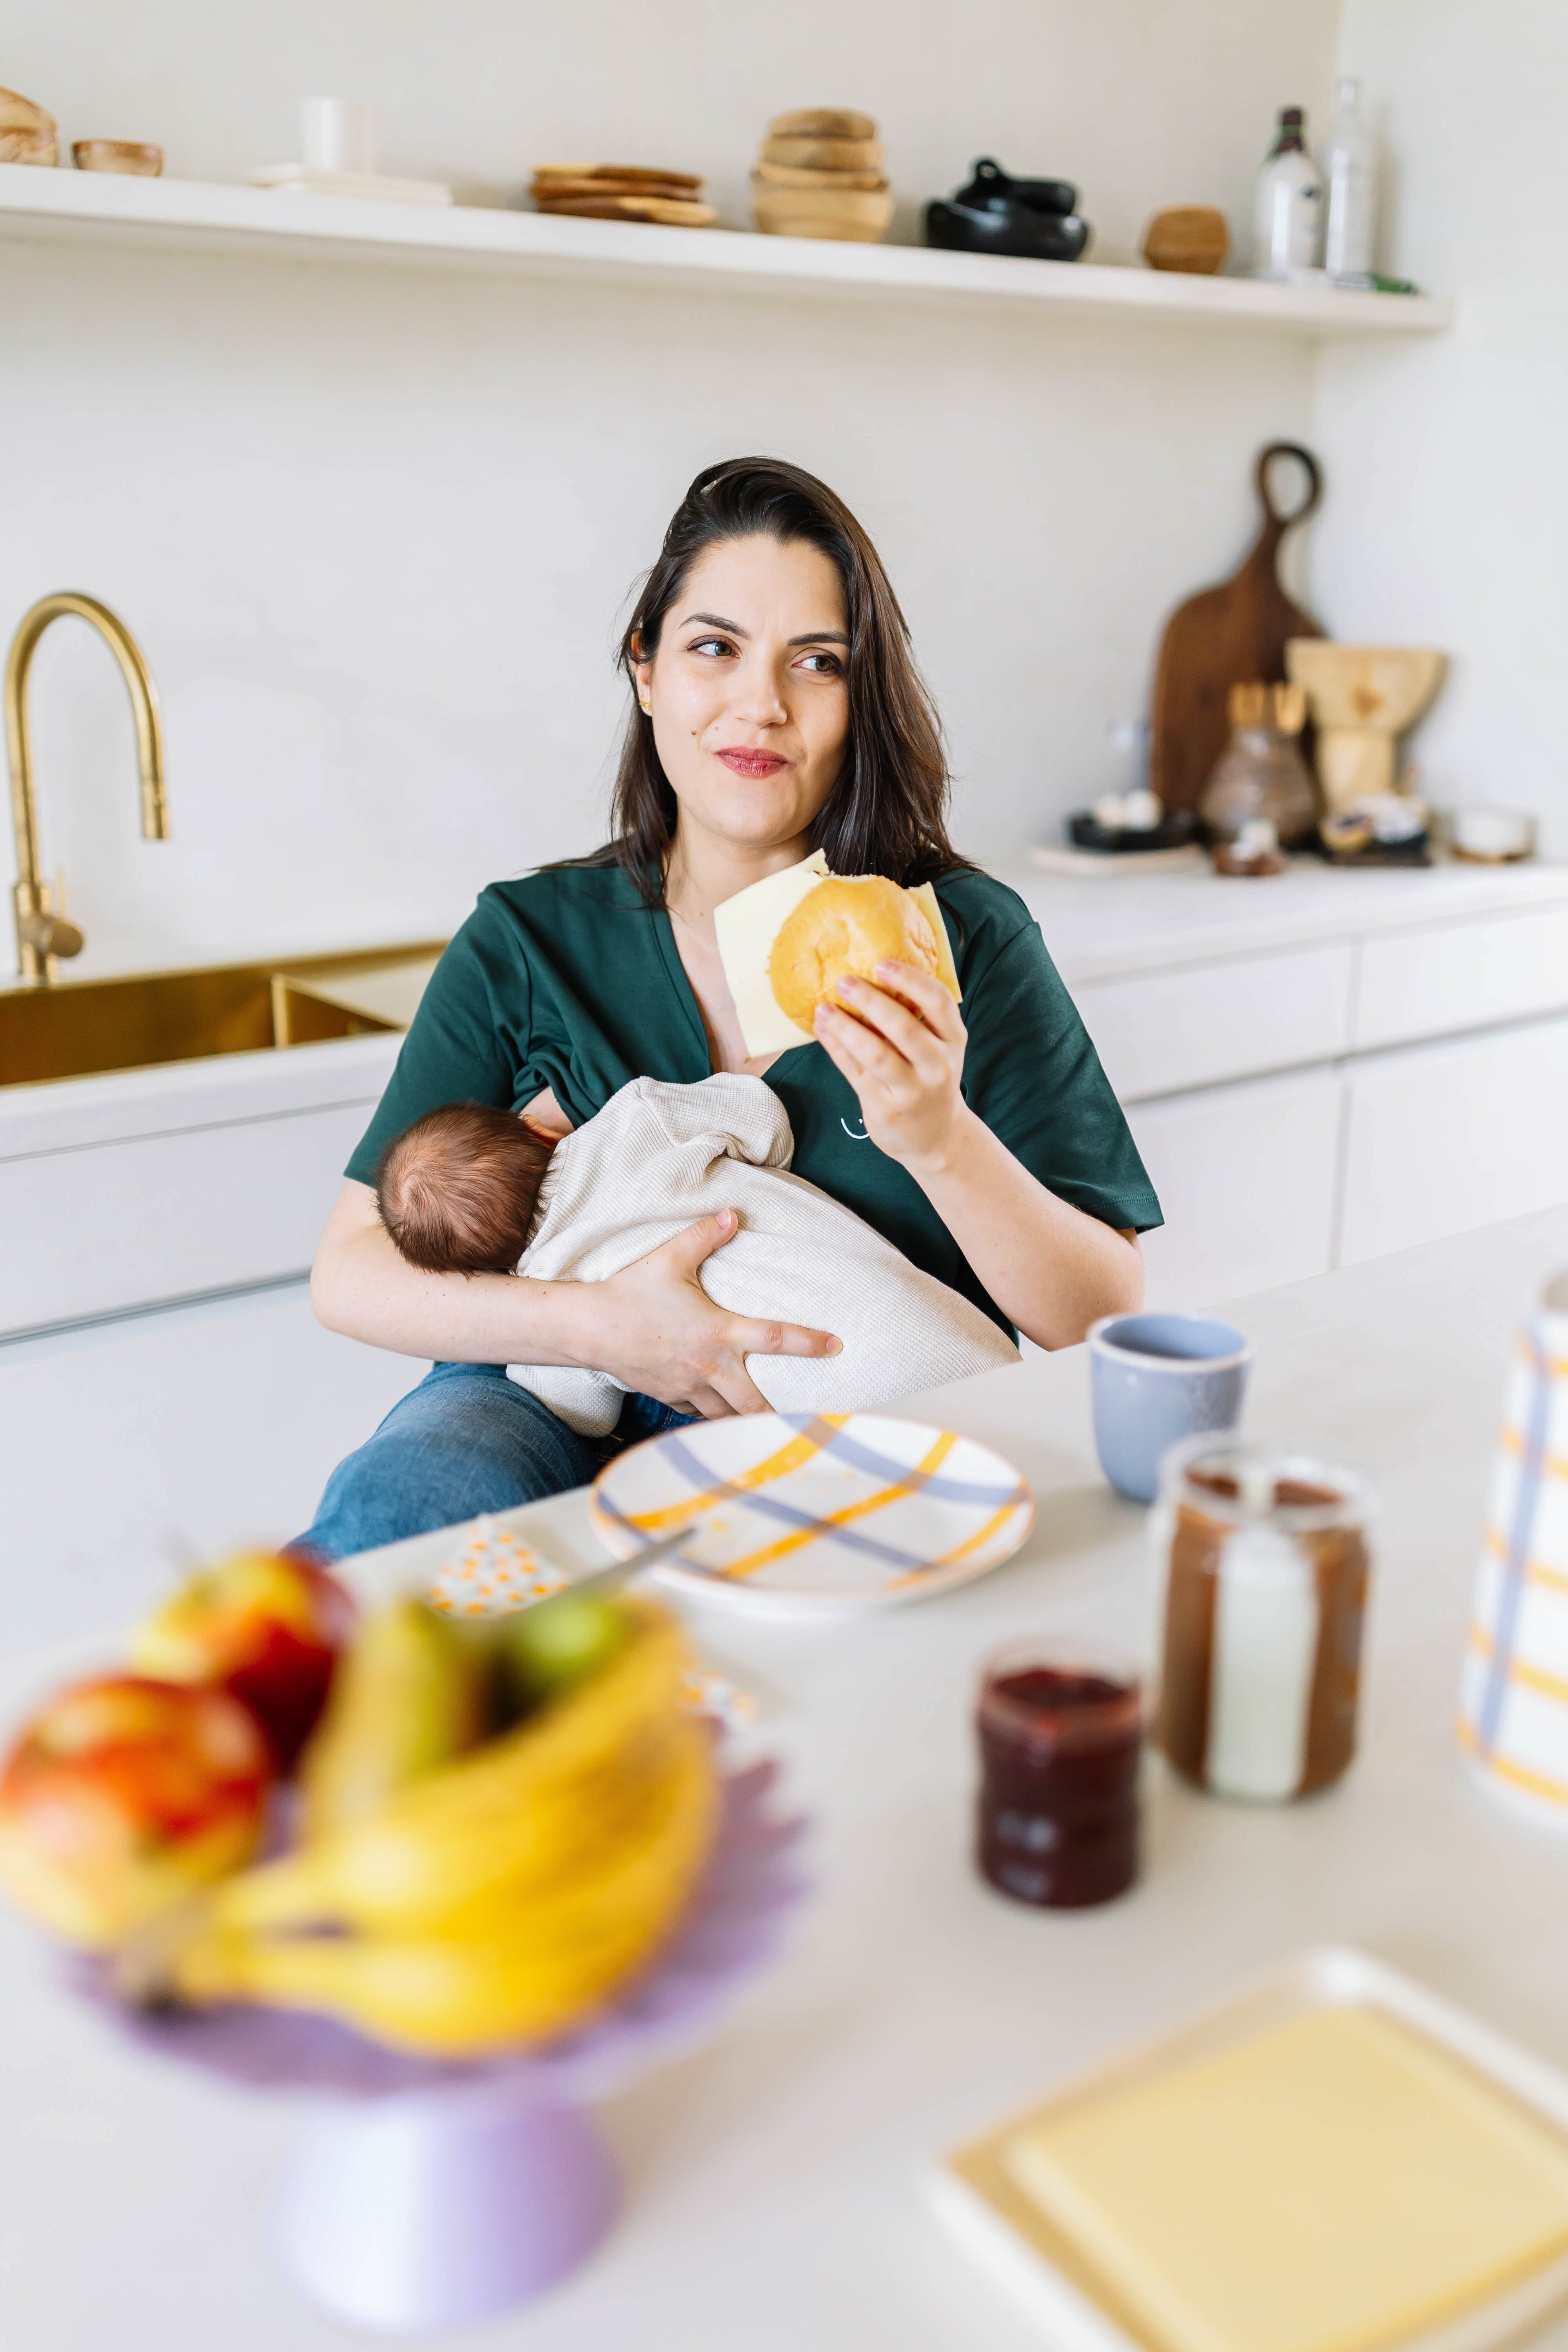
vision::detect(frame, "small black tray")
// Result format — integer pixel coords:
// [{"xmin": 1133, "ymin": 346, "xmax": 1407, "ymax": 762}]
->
[{"xmin": 1068, "ymin": 810, "xmax": 1198, "ymax": 856}]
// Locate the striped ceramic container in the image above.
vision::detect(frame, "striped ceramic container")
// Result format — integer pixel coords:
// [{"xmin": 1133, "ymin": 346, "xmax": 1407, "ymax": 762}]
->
[{"xmin": 1459, "ymin": 1272, "xmax": 1568, "ymax": 1827}]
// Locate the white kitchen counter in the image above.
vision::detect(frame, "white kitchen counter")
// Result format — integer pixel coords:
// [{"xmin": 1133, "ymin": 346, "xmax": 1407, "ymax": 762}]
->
[
  {"xmin": 7, "ymin": 1204, "xmax": 1568, "ymax": 2350},
  {"xmin": 990, "ymin": 852, "xmax": 1568, "ymax": 985}
]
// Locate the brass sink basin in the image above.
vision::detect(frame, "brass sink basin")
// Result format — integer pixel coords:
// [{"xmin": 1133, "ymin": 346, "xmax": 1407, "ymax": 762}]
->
[{"xmin": 0, "ymin": 942, "xmax": 445, "ymax": 1089}]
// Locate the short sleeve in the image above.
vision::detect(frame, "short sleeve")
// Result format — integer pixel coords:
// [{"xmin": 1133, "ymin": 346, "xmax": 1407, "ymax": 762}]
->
[
  {"xmin": 342, "ymin": 893, "xmax": 535, "ymax": 1187},
  {"xmin": 961, "ymin": 921, "xmax": 1163, "ymax": 1234}
]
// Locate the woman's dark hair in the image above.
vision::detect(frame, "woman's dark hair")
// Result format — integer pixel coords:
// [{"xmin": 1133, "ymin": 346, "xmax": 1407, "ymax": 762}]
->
[{"xmin": 573, "ymin": 457, "xmax": 966, "ymax": 902}]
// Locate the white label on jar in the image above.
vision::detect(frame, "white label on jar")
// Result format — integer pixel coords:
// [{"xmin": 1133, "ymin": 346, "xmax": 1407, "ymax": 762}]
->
[{"xmin": 1207, "ymin": 1525, "xmax": 1319, "ymax": 1800}]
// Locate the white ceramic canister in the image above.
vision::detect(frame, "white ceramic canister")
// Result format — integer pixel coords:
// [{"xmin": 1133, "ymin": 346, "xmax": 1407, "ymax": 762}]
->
[
  {"xmin": 1459, "ymin": 1271, "xmax": 1568, "ymax": 1827},
  {"xmin": 1149, "ymin": 1433, "xmax": 1374, "ymax": 1802}
]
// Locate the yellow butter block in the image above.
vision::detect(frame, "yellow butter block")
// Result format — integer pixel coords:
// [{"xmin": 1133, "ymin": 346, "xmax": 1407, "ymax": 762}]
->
[
  {"xmin": 712, "ymin": 852, "xmax": 960, "ymax": 1058},
  {"xmin": 1004, "ymin": 2005, "xmax": 1568, "ymax": 2352}
]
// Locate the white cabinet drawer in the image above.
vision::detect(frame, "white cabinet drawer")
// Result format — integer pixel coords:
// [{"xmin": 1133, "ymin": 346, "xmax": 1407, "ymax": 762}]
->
[
  {"xmin": 1127, "ymin": 1068, "xmax": 1343, "ymax": 1309},
  {"xmin": 1339, "ymin": 1016, "xmax": 1568, "ymax": 1266},
  {"xmin": 1354, "ymin": 907, "xmax": 1568, "ymax": 1051},
  {"xmin": 0, "ymin": 1101, "xmax": 370, "ymax": 1336},
  {"xmin": 1073, "ymin": 944, "xmax": 1353, "ymax": 1102}
]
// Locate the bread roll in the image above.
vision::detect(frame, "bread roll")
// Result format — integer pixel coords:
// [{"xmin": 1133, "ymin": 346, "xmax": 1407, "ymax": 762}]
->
[{"xmin": 768, "ymin": 875, "xmax": 940, "ymax": 1033}]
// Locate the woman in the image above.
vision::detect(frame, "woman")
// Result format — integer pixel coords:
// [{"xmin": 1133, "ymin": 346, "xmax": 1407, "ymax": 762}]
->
[{"xmin": 303, "ymin": 458, "xmax": 1159, "ymax": 1556}]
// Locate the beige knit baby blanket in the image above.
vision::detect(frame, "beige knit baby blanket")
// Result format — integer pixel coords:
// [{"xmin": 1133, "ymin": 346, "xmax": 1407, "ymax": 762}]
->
[{"xmin": 507, "ymin": 1073, "xmax": 1018, "ymax": 1435}]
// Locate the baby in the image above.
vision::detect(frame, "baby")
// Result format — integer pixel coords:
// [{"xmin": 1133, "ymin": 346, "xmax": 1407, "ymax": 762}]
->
[
  {"xmin": 374, "ymin": 1073, "xmax": 1018, "ymax": 1435},
  {"xmin": 377, "ymin": 1100, "xmax": 556, "ymax": 1279}
]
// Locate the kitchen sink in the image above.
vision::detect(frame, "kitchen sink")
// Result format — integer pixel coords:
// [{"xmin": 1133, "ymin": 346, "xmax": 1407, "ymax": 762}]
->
[{"xmin": 0, "ymin": 942, "xmax": 445, "ymax": 1089}]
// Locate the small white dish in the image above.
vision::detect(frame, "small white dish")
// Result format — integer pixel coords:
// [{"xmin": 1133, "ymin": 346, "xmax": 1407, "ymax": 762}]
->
[
  {"xmin": 247, "ymin": 163, "xmax": 454, "ymax": 207},
  {"xmin": 591, "ymin": 1411, "xmax": 1034, "ymax": 1621}
]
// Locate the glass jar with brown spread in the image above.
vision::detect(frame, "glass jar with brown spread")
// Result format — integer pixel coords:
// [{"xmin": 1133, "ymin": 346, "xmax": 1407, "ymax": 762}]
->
[{"xmin": 1150, "ymin": 1434, "xmax": 1374, "ymax": 1802}]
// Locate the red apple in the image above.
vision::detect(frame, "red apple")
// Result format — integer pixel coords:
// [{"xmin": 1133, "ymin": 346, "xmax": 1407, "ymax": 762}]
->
[
  {"xmin": 0, "ymin": 1674, "xmax": 271, "ymax": 1948},
  {"xmin": 129, "ymin": 1551, "xmax": 354, "ymax": 1771}
]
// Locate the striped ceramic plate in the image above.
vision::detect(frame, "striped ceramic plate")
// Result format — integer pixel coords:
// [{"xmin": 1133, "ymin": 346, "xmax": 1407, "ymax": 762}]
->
[{"xmin": 590, "ymin": 1411, "xmax": 1034, "ymax": 1619}]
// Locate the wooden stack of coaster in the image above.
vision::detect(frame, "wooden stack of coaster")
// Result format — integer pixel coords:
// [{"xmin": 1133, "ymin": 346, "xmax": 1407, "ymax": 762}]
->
[
  {"xmin": 530, "ymin": 163, "xmax": 715, "ymax": 228},
  {"xmin": 750, "ymin": 108, "xmax": 893, "ymax": 242}
]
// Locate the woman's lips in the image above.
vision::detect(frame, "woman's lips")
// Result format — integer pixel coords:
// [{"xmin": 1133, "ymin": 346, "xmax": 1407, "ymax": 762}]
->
[{"xmin": 716, "ymin": 748, "xmax": 789, "ymax": 779}]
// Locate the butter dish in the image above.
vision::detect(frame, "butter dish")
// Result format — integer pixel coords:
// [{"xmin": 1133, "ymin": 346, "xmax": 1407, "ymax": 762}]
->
[{"xmin": 927, "ymin": 1946, "xmax": 1568, "ymax": 2352}]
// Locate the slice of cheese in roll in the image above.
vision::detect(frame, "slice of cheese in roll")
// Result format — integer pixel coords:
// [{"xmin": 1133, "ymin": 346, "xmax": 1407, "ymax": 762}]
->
[{"xmin": 713, "ymin": 852, "xmax": 960, "ymax": 1057}]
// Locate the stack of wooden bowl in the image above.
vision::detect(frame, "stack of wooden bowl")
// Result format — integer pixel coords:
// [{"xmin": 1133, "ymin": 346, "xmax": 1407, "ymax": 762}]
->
[
  {"xmin": 750, "ymin": 109, "xmax": 893, "ymax": 243},
  {"xmin": 530, "ymin": 163, "xmax": 715, "ymax": 229}
]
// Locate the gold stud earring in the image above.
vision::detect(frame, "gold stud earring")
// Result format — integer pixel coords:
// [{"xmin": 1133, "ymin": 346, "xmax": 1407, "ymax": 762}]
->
[{"xmin": 639, "ymin": 695, "xmax": 652, "ymax": 714}]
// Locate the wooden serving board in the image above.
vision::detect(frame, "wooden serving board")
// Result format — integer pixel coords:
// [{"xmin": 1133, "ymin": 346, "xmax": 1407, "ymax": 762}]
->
[{"xmin": 1150, "ymin": 442, "xmax": 1325, "ymax": 814}]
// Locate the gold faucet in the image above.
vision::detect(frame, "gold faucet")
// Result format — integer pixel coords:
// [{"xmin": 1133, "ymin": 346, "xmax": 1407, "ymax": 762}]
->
[{"xmin": 6, "ymin": 592, "xmax": 169, "ymax": 982}]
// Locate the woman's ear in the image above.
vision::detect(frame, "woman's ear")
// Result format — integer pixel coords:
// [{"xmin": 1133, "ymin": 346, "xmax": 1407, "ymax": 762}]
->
[{"xmin": 631, "ymin": 636, "xmax": 653, "ymax": 717}]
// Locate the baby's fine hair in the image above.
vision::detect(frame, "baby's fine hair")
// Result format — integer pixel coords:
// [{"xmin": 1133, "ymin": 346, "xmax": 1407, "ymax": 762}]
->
[{"xmin": 374, "ymin": 1101, "xmax": 554, "ymax": 1277}]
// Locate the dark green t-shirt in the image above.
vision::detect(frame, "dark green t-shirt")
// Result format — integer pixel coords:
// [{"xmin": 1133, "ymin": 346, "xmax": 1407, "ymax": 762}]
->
[{"xmin": 345, "ymin": 861, "xmax": 1161, "ymax": 1337}]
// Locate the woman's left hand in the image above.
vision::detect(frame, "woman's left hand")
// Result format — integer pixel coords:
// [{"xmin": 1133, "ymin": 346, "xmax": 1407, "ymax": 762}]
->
[{"xmin": 812, "ymin": 960, "xmax": 973, "ymax": 1171}]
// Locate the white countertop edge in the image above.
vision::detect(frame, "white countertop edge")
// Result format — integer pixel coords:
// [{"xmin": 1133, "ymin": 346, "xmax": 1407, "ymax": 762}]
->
[
  {"xmin": 986, "ymin": 857, "xmax": 1568, "ymax": 983},
  {"xmin": 0, "ymin": 1032, "xmax": 403, "ymax": 1160}
]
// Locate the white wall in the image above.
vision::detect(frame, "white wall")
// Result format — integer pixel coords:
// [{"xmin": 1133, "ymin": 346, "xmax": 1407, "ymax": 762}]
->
[
  {"xmin": 0, "ymin": 2, "xmax": 1340, "ymax": 963},
  {"xmin": 1312, "ymin": 0, "xmax": 1568, "ymax": 852}
]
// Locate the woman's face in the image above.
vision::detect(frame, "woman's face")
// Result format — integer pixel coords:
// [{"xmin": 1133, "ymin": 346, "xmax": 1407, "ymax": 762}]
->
[{"xmin": 635, "ymin": 534, "xmax": 850, "ymax": 864}]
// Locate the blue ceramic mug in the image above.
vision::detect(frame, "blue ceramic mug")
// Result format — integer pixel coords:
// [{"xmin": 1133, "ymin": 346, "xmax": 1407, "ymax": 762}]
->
[{"xmin": 1088, "ymin": 1312, "xmax": 1252, "ymax": 1504}]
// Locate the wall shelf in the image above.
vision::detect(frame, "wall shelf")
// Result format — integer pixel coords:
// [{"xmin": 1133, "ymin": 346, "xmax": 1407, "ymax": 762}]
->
[{"xmin": 0, "ymin": 163, "xmax": 1454, "ymax": 336}]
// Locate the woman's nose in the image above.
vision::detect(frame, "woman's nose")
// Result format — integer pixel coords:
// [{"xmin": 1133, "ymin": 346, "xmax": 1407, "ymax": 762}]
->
[{"xmin": 729, "ymin": 656, "xmax": 789, "ymax": 726}]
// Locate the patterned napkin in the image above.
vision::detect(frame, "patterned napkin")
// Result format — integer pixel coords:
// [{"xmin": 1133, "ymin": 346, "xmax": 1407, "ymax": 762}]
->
[{"xmin": 428, "ymin": 1517, "xmax": 757, "ymax": 1731}]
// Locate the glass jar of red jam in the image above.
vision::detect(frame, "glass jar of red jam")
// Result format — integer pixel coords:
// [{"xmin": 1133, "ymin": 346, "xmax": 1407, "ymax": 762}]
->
[{"xmin": 975, "ymin": 1646, "xmax": 1143, "ymax": 1909}]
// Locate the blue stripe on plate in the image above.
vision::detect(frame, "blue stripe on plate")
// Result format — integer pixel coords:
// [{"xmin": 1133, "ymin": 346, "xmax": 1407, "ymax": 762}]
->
[
  {"xmin": 684, "ymin": 1413, "xmax": 1025, "ymax": 1510},
  {"xmin": 644, "ymin": 1433, "xmax": 942, "ymax": 1574}
]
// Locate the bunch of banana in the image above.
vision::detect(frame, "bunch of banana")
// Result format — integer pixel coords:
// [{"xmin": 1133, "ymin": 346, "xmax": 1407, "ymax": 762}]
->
[{"xmin": 143, "ymin": 1589, "xmax": 718, "ymax": 2057}]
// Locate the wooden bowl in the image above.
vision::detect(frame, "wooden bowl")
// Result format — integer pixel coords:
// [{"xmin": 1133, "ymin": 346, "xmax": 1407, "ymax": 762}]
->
[
  {"xmin": 750, "ymin": 181, "xmax": 894, "ymax": 242},
  {"xmin": 1142, "ymin": 205, "xmax": 1229, "ymax": 275},
  {"xmin": 72, "ymin": 140, "xmax": 163, "ymax": 177}
]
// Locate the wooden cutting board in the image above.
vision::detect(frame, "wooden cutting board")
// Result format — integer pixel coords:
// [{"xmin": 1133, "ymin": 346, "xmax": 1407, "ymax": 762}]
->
[{"xmin": 1150, "ymin": 442, "xmax": 1325, "ymax": 813}]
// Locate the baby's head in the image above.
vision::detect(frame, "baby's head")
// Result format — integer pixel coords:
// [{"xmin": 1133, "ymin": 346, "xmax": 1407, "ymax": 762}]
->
[{"xmin": 375, "ymin": 1102, "xmax": 554, "ymax": 1276}]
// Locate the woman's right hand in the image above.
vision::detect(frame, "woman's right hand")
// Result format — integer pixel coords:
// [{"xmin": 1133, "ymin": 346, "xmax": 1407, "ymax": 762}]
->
[{"xmin": 575, "ymin": 1209, "xmax": 840, "ymax": 1418}]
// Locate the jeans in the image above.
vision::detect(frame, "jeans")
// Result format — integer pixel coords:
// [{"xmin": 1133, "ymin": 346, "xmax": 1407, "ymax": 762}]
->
[{"xmin": 298, "ymin": 1361, "xmax": 695, "ymax": 1562}]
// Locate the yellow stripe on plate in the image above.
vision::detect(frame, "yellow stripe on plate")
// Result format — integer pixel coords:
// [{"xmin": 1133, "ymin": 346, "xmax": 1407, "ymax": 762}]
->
[
  {"xmin": 613, "ymin": 1417, "xmax": 848, "ymax": 1533},
  {"xmin": 884, "ymin": 1490, "xmax": 1029, "ymax": 1590},
  {"xmin": 710, "ymin": 1428, "xmax": 961, "ymax": 1582}
]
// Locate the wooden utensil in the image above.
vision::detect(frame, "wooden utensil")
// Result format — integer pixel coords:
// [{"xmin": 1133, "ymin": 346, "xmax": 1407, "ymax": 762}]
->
[
  {"xmin": 531, "ymin": 162, "xmax": 703, "ymax": 192},
  {"xmin": 1149, "ymin": 443, "xmax": 1325, "ymax": 815},
  {"xmin": 537, "ymin": 193, "xmax": 716, "ymax": 227}
]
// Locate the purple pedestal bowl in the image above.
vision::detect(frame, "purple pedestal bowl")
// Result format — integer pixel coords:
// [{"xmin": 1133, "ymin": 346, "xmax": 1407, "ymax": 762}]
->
[{"xmin": 78, "ymin": 1762, "xmax": 806, "ymax": 2332}]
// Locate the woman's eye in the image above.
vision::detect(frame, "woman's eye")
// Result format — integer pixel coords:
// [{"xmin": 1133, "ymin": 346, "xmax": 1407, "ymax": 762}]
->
[
  {"xmin": 688, "ymin": 636, "xmax": 734, "ymax": 659},
  {"xmin": 798, "ymin": 651, "xmax": 843, "ymax": 675}
]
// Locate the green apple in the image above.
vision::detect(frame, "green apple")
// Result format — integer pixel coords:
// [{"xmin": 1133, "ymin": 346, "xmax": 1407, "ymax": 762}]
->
[{"xmin": 502, "ymin": 1591, "xmax": 630, "ymax": 1707}]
